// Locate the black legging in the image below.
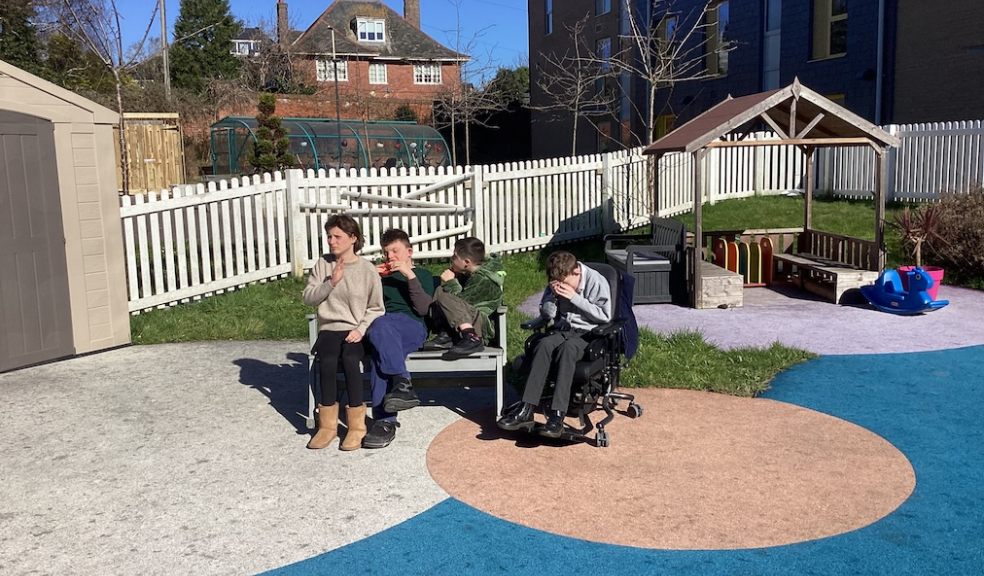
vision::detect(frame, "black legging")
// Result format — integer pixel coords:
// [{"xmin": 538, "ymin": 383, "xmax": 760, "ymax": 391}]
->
[{"xmin": 314, "ymin": 330, "xmax": 365, "ymax": 407}]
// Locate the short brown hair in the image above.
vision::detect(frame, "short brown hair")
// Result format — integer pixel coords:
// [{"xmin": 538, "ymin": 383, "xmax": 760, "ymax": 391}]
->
[
  {"xmin": 381, "ymin": 228, "xmax": 411, "ymax": 249},
  {"xmin": 546, "ymin": 251, "xmax": 578, "ymax": 282},
  {"xmin": 324, "ymin": 214, "xmax": 364, "ymax": 252},
  {"xmin": 453, "ymin": 237, "xmax": 486, "ymax": 263}
]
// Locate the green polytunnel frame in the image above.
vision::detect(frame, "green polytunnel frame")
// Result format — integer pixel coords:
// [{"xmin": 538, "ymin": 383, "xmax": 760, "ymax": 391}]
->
[{"xmin": 209, "ymin": 116, "xmax": 452, "ymax": 177}]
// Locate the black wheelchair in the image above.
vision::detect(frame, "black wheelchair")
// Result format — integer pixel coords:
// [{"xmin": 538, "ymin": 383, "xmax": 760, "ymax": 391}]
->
[{"xmin": 510, "ymin": 262, "xmax": 642, "ymax": 447}]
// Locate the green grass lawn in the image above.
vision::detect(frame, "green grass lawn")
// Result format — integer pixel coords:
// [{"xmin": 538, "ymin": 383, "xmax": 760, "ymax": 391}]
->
[{"xmin": 138, "ymin": 194, "xmax": 931, "ymax": 396}]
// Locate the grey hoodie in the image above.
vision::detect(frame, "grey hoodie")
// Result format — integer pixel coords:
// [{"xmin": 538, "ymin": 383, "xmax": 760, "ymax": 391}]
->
[{"xmin": 538, "ymin": 262, "xmax": 612, "ymax": 332}]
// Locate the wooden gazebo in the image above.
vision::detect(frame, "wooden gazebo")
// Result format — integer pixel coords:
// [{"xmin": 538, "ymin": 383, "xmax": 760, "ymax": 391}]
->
[{"xmin": 643, "ymin": 79, "xmax": 901, "ymax": 306}]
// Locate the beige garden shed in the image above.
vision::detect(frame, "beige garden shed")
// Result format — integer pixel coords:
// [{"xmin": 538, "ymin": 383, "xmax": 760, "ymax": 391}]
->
[{"xmin": 0, "ymin": 59, "xmax": 130, "ymax": 372}]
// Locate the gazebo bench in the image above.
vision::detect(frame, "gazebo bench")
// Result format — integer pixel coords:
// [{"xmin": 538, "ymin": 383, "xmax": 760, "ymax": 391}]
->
[
  {"xmin": 773, "ymin": 253, "xmax": 879, "ymax": 304},
  {"xmin": 304, "ymin": 307, "xmax": 508, "ymax": 428}
]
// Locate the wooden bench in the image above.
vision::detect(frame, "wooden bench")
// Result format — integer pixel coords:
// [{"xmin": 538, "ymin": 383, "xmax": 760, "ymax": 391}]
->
[
  {"xmin": 773, "ymin": 252, "xmax": 879, "ymax": 304},
  {"xmin": 305, "ymin": 306, "xmax": 508, "ymax": 428}
]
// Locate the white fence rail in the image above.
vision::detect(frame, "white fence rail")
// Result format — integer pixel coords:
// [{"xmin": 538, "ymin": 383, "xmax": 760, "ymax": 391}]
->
[
  {"xmin": 818, "ymin": 120, "xmax": 984, "ymax": 201},
  {"xmin": 120, "ymin": 121, "xmax": 984, "ymax": 312}
]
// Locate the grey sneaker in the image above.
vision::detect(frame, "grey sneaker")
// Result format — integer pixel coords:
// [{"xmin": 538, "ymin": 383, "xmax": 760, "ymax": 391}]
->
[{"xmin": 363, "ymin": 419, "xmax": 399, "ymax": 449}]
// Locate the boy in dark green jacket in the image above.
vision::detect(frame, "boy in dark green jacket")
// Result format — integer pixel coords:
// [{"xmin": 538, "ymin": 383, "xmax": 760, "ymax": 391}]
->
[{"xmin": 429, "ymin": 237, "xmax": 505, "ymax": 360}]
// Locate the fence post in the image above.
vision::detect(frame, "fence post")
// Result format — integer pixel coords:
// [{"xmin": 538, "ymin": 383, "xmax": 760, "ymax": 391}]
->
[
  {"xmin": 469, "ymin": 165, "xmax": 486, "ymax": 244},
  {"xmin": 600, "ymin": 152, "xmax": 615, "ymax": 234},
  {"xmin": 754, "ymin": 140, "xmax": 765, "ymax": 195},
  {"xmin": 285, "ymin": 168, "xmax": 307, "ymax": 278},
  {"xmin": 707, "ymin": 148, "xmax": 719, "ymax": 205},
  {"xmin": 885, "ymin": 124, "xmax": 899, "ymax": 203}
]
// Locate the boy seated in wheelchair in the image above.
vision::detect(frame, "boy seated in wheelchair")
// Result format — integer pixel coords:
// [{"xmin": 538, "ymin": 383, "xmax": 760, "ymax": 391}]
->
[{"xmin": 497, "ymin": 251, "xmax": 612, "ymax": 438}]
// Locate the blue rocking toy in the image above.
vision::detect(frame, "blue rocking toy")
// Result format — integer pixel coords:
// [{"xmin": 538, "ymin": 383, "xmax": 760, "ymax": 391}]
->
[{"xmin": 860, "ymin": 267, "xmax": 949, "ymax": 315}]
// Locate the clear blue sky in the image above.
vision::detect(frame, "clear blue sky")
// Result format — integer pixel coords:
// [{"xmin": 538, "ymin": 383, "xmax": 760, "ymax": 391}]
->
[{"xmin": 120, "ymin": 0, "xmax": 529, "ymax": 78}]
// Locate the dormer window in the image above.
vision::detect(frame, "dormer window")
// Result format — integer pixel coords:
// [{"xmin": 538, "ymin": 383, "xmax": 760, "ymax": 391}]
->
[{"xmin": 357, "ymin": 18, "xmax": 386, "ymax": 42}]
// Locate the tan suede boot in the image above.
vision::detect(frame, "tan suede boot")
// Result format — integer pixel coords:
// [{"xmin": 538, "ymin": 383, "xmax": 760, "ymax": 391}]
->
[
  {"xmin": 340, "ymin": 405, "xmax": 367, "ymax": 451},
  {"xmin": 306, "ymin": 403, "xmax": 339, "ymax": 449}
]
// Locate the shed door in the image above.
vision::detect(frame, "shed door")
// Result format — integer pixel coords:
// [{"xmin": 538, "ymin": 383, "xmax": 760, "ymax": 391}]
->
[{"xmin": 0, "ymin": 111, "xmax": 74, "ymax": 372}]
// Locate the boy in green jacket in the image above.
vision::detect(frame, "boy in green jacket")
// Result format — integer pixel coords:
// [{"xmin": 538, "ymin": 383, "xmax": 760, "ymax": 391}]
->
[{"xmin": 428, "ymin": 237, "xmax": 505, "ymax": 360}]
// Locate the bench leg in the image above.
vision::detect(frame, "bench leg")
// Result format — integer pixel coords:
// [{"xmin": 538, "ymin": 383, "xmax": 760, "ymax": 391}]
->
[{"xmin": 495, "ymin": 356, "xmax": 504, "ymax": 417}]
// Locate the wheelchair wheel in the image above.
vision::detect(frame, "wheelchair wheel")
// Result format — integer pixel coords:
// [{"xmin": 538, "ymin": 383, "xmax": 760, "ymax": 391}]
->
[
  {"xmin": 627, "ymin": 403, "xmax": 643, "ymax": 419},
  {"xmin": 596, "ymin": 429, "xmax": 610, "ymax": 448}
]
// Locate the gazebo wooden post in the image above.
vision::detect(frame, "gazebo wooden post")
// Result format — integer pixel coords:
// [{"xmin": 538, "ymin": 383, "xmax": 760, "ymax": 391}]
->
[
  {"xmin": 653, "ymin": 152, "xmax": 664, "ymax": 217},
  {"xmin": 692, "ymin": 149, "xmax": 706, "ymax": 308},
  {"xmin": 874, "ymin": 146, "xmax": 887, "ymax": 270},
  {"xmin": 803, "ymin": 146, "xmax": 815, "ymax": 234}
]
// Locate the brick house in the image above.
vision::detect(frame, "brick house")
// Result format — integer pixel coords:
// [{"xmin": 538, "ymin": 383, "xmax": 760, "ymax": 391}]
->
[{"xmin": 275, "ymin": 0, "xmax": 467, "ymax": 123}]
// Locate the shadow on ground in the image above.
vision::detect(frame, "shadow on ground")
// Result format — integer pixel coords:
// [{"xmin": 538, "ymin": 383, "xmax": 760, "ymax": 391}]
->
[{"xmin": 233, "ymin": 352, "xmax": 310, "ymax": 434}]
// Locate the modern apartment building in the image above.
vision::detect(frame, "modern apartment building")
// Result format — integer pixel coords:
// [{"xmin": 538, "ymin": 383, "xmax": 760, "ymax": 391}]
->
[{"xmin": 529, "ymin": 1, "xmax": 984, "ymax": 158}]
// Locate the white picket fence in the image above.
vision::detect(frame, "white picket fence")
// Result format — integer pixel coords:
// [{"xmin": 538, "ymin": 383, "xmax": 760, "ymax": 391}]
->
[
  {"xmin": 119, "ymin": 121, "xmax": 984, "ymax": 312},
  {"xmin": 818, "ymin": 120, "xmax": 984, "ymax": 201},
  {"xmin": 120, "ymin": 140, "xmax": 802, "ymax": 313}
]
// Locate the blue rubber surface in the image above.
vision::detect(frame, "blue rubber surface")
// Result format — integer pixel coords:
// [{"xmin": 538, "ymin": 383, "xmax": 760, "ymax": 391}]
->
[{"xmin": 264, "ymin": 346, "xmax": 984, "ymax": 576}]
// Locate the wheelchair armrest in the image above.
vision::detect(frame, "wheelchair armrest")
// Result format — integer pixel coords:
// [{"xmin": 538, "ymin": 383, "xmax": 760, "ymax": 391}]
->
[
  {"xmin": 521, "ymin": 316, "xmax": 550, "ymax": 330},
  {"xmin": 588, "ymin": 318, "xmax": 626, "ymax": 338}
]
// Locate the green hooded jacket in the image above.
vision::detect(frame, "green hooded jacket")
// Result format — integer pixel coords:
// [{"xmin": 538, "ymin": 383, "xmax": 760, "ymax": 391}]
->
[{"xmin": 440, "ymin": 257, "xmax": 506, "ymax": 338}]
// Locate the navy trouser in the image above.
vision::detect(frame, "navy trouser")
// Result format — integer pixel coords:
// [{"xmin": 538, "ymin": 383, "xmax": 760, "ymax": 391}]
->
[{"xmin": 366, "ymin": 313, "xmax": 428, "ymax": 421}]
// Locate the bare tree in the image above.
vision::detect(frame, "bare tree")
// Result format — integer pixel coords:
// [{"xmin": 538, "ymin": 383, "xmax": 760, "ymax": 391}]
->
[
  {"xmin": 611, "ymin": 0, "xmax": 727, "ymax": 147},
  {"xmin": 38, "ymin": 0, "xmax": 159, "ymax": 193},
  {"xmin": 532, "ymin": 17, "xmax": 617, "ymax": 156},
  {"xmin": 432, "ymin": 0, "xmax": 509, "ymax": 166}
]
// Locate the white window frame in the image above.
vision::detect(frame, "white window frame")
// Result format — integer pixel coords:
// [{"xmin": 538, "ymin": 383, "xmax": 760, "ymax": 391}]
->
[
  {"xmin": 812, "ymin": 0, "xmax": 847, "ymax": 59},
  {"xmin": 368, "ymin": 62, "xmax": 388, "ymax": 85},
  {"xmin": 316, "ymin": 59, "xmax": 349, "ymax": 82},
  {"xmin": 596, "ymin": 0, "xmax": 612, "ymax": 16},
  {"xmin": 705, "ymin": 0, "xmax": 731, "ymax": 76},
  {"xmin": 231, "ymin": 40, "xmax": 258, "ymax": 56},
  {"xmin": 357, "ymin": 18, "xmax": 386, "ymax": 42},
  {"xmin": 545, "ymin": 0, "xmax": 553, "ymax": 35},
  {"xmin": 413, "ymin": 63, "xmax": 442, "ymax": 85}
]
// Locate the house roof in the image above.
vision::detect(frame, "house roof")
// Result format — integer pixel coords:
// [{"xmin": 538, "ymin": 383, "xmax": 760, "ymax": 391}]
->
[
  {"xmin": 235, "ymin": 27, "xmax": 271, "ymax": 42},
  {"xmin": 643, "ymin": 79, "xmax": 901, "ymax": 155},
  {"xmin": 292, "ymin": 0, "xmax": 466, "ymax": 61}
]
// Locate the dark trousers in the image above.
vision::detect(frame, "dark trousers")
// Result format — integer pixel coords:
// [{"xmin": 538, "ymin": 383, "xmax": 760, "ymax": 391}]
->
[
  {"xmin": 521, "ymin": 330, "xmax": 589, "ymax": 413},
  {"xmin": 432, "ymin": 290, "xmax": 485, "ymax": 340},
  {"xmin": 313, "ymin": 330, "xmax": 365, "ymax": 407},
  {"xmin": 366, "ymin": 313, "xmax": 428, "ymax": 421}
]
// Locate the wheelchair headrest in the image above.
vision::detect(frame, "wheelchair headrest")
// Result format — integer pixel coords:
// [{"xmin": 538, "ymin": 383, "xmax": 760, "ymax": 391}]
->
[{"xmin": 583, "ymin": 261, "xmax": 620, "ymax": 313}]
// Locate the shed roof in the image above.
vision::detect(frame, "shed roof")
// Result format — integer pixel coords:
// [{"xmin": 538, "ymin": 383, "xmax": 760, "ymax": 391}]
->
[
  {"xmin": 0, "ymin": 59, "xmax": 118, "ymax": 125},
  {"xmin": 292, "ymin": 0, "xmax": 466, "ymax": 61},
  {"xmin": 643, "ymin": 79, "xmax": 900, "ymax": 155}
]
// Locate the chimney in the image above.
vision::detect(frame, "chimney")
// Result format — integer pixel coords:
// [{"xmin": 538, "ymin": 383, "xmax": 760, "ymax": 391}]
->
[
  {"xmin": 404, "ymin": 0, "xmax": 420, "ymax": 29},
  {"xmin": 277, "ymin": 0, "xmax": 289, "ymax": 47}
]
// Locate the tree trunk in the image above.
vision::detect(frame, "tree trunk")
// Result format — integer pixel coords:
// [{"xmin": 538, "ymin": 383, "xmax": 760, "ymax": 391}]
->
[
  {"xmin": 114, "ymin": 68, "xmax": 129, "ymax": 194},
  {"xmin": 464, "ymin": 116, "xmax": 471, "ymax": 165}
]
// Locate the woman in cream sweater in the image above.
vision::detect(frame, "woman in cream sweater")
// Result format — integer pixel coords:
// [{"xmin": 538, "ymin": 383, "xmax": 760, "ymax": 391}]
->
[{"xmin": 303, "ymin": 215, "xmax": 384, "ymax": 451}]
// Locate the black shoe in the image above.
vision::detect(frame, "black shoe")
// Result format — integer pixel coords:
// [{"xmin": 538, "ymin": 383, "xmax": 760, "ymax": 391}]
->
[
  {"xmin": 442, "ymin": 333, "xmax": 484, "ymax": 360},
  {"xmin": 539, "ymin": 411, "xmax": 566, "ymax": 439},
  {"xmin": 497, "ymin": 402, "xmax": 536, "ymax": 432},
  {"xmin": 422, "ymin": 333, "xmax": 454, "ymax": 350},
  {"xmin": 382, "ymin": 377, "xmax": 420, "ymax": 413},
  {"xmin": 363, "ymin": 419, "xmax": 399, "ymax": 449}
]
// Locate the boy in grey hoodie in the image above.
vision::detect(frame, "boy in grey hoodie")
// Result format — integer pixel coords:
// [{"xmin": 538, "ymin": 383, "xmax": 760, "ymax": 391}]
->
[{"xmin": 497, "ymin": 251, "xmax": 611, "ymax": 438}]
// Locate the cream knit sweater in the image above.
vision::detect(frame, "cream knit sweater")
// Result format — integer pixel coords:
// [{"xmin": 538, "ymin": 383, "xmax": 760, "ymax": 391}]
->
[{"xmin": 303, "ymin": 255, "xmax": 384, "ymax": 334}]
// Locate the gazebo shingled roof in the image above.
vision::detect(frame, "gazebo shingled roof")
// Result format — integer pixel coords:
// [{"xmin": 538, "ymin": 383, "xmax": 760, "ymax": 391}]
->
[
  {"xmin": 641, "ymin": 79, "xmax": 900, "ymax": 307},
  {"xmin": 644, "ymin": 80, "xmax": 899, "ymax": 156}
]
